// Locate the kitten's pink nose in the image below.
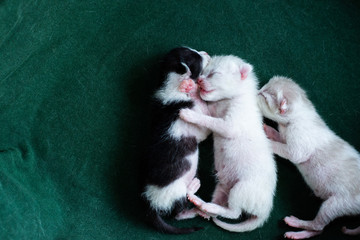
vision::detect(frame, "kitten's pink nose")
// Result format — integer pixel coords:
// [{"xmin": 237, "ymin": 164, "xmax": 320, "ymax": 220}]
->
[{"xmin": 197, "ymin": 77, "xmax": 204, "ymax": 84}]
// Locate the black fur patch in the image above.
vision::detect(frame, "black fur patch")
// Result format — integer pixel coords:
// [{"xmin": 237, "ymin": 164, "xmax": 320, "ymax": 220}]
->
[
  {"xmin": 151, "ymin": 99, "xmax": 194, "ymax": 137},
  {"xmin": 159, "ymin": 47, "xmax": 204, "ymax": 83},
  {"xmin": 145, "ymin": 99, "xmax": 197, "ymax": 187}
]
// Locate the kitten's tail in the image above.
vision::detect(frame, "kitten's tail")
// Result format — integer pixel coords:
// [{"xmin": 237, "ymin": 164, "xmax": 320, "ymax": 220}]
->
[
  {"xmin": 147, "ymin": 208, "xmax": 202, "ymax": 234},
  {"xmin": 212, "ymin": 215, "xmax": 265, "ymax": 232},
  {"xmin": 342, "ymin": 226, "xmax": 360, "ymax": 235}
]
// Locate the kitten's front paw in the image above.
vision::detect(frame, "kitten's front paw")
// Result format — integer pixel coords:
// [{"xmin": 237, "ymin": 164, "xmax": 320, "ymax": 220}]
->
[
  {"xmin": 179, "ymin": 108, "xmax": 198, "ymax": 123},
  {"xmin": 263, "ymin": 124, "xmax": 281, "ymax": 142},
  {"xmin": 179, "ymin": 79, "xmax": 196, "ymax": 93}
]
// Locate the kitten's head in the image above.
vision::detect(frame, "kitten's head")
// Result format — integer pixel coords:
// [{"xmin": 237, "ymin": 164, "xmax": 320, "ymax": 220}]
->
[
  {"xmin": 160, "ymin": 47, "xmax": 210, "ymax": 81},
  {"xmin": 155, "ymin": 47, "xmax": 210, "ymax": 104},
  {"xmin": 197, "ymin": 55, "xmax": 254, "ymax": 102},
  {"xmin": 257, "ymin": 76, "xmax": 312, "ymax": 124}
]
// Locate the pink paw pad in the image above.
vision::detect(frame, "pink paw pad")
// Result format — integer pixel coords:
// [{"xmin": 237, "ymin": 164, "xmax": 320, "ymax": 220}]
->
[{"xmin": 179, "ymin": 79, "xmax": 195, "ymax": 93}]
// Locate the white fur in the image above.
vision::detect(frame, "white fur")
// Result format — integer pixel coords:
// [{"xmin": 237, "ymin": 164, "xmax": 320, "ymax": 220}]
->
[
  {"xmin": 179, "ymin": 55, "xmax": 277, "ymax": 232},
  {"xmin": 155, "ymin": 72, "xmax": 194, "ymax": 105},
  {"xmin": 258, "ymin": 76, "xmax": 360, "ymax": 239}
]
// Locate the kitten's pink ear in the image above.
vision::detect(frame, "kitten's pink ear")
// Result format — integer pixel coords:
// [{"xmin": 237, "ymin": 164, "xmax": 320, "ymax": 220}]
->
[
  {"xmin": 240, "ymin": 63, "xmax": 253, "ymax": 80},
  {"xmin": 279, "ymin": 98, "xmax": 288, "ymax": 115}
]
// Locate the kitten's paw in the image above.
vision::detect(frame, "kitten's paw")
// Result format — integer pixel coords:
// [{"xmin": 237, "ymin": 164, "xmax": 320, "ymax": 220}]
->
[
  {"xmin": 175, "ymin": 208, "xmax": 210, "ymax": 221},
  {"xmin": 187, "ymin": 193, "xmax": 203, "ymax": 208},
  {"xmin": 284, "ymin": 216, "xmax": 302, "ymax": 228},
  {"xmin": 196, "ymin": 202, "xmax": 220, "ymax": 217},
  {"xmin": 263, "ymin": 124, "xmax": 281, "ymax": 142},
  {"xmin": 187, "ymin": 178, "xmax": 201, "ymax": 195},
  {"xmin": 284, "ymin": 230, "xmax": 321, "ymax": 239},
  {"xmin": 175, "ymin": 208, "xmax": 198, "ymax": 220},
  {"xmin": 197, "ymin": 210, "xmax": 211, "ymax": 220},
  {"xmin": 179, "ymin": 108, "xmax": 198, "ymax": 123},
  {"xmin": 179, "ymin": 79, "xmax": 196, "ymax": 93}
]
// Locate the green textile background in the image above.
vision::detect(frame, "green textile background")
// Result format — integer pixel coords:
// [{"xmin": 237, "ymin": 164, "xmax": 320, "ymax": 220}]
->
[{"xmin": 0, "ymin": 0, "xmax": 359, "ymax": 239}]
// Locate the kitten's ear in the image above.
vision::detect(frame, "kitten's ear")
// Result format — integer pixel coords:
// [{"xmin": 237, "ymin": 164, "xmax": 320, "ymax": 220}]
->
[
  {"xmin": 180, "ymin": 62, "xmax": 191, "ymax": 76},
  {"xmin": 279, "ymin": 98, "xmax": 288, "ymax": 115},
  {"xmin": 240, "ymin": 63, "xmax": 253, "ymax": 80}
]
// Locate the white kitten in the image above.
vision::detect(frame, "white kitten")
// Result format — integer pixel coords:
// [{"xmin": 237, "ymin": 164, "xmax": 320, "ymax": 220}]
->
[
  {"xmin": 178, "ymin": 55, "xmax": 277, "ymax": 232},
  {"xmin": 258, "ymin": 76, "xmax": 360, "ymax": 239}
]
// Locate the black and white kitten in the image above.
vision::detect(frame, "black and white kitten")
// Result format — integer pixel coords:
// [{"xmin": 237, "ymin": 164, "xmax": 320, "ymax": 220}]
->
[{"xmin": 142, "ymin": 47, "xmax": 210, "ymax": 234}]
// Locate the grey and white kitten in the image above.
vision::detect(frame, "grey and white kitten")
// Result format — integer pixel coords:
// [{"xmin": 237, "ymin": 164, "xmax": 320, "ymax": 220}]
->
[{"xmin": 258, "ymin": 76, "xmax": 360, "ymax": 239}]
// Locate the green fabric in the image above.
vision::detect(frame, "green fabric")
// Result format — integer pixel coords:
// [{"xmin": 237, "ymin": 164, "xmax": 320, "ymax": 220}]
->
[{"xmin": 1, "ymin": 0, "xmax": 359, "ymax": 239}]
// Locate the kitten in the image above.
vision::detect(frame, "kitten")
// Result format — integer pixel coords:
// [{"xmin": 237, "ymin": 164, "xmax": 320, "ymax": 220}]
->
[
  {"xmin": 257, "ymin": 76, "xmax": 360, "ymax": 239},
  {"xmin": 142, "ymin": 47, "xmax": 211, "ymax": 234},
  {"xmin": 179, "ymin": 55, "xmax": 277, "ymax": 232}
]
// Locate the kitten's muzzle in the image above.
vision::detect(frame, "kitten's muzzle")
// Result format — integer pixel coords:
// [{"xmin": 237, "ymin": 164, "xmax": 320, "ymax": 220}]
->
[{"xmin": 197, "ymin": 77, "xmax": 214, "ymax": 95}]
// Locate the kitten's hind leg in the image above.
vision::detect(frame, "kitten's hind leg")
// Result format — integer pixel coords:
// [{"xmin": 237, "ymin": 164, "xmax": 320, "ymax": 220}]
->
[
  {"xmin": 187, "ymin": 177, "xmax": 201, "ymax": 195},
  {"xmin": 188, "ymin": 193, "xmax": 240, "ymax": 219},
  {"xmin": 284, "ymin": 196, "xmax": 357, "ymax": 232},
  {"xmin": 187, "ymin": 192, "xmax": 206, "ymax": 208},
  {"xmin": 284, "ymin": 230, "xmax": 322, "ymax": 239},
  {"xmin": 175, "ymin": 208, "xmax": 198, "ymax": 220},
  {"xmin": 175, "ymin": 208, "xmax": 210, "ymax": 220},
  {"xmin": 176, "ymin": 179, "xmax": 208, "ymax": 220}
]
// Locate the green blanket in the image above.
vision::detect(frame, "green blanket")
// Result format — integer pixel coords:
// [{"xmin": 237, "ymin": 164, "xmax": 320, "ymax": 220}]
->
[{"xmin": 1, "ymin": 0, "xmax": 359, "ymax": 239}]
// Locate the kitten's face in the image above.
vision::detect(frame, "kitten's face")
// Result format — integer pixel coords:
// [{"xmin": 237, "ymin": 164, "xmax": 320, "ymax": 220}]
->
[
  {"xmin": 161, "ymin": 47, "xmax": 210, "ymax": 87},
  {"xmin": 155, "ymin": 47, "xmax": 211, "ymax": 103},
  {"xmin": 161, "ymin": 47, "xmax": 210, "ymax": 80},
  {"xmin": 258, "ymin": 84, "xmax": 286, "ymax": 123},
  {"xmin": 257, "ymin": 76, "xmax": 301, "ymax": 124},
  {"xmin": 198, "ymin": 56, "xmax": 253, "ymax": 102}
]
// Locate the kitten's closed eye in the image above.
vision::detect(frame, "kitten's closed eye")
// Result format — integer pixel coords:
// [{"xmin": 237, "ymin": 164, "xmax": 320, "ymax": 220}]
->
[
  {"xmin": 269, "ymin": 92, "xmax": 277, "ymax": 99},
  {"xmin": 207, "ymin": 72, "xmax": 220, "ymax": 78},
  {"xmin": 263, "ymin": 89, "xmax": 276, "ymax": 99}
]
